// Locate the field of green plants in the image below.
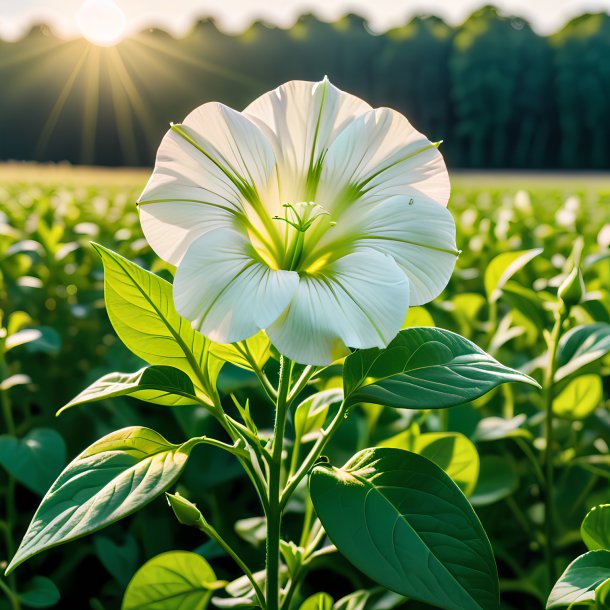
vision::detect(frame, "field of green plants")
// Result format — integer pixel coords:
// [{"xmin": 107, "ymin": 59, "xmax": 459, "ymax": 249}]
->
[{"xmin": 1, "ymin": 166, "xmax": 609, "ymax": 610}]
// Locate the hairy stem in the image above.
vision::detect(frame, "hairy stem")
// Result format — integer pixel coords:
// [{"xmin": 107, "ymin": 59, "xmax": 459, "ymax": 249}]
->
[
  {"xmin": 542, "ymin": 309, "xmax": 566, "ymax": 590},
  {"xmin": 281, "ymin": 401, "xmax": 349, "ymax": 510},
  {"xmin": 266, "ymin": 356, "xmax": 292, "ymax": 610}
]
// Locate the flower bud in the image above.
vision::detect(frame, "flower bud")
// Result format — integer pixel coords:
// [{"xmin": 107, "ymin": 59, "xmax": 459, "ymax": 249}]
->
[
  {"xmin": 166, "ymin": 492, "xmax": 204, "ymax": 527},
  {"xmin": 558, "ymin": 266, "xmax": 584, "ymax": 308}
]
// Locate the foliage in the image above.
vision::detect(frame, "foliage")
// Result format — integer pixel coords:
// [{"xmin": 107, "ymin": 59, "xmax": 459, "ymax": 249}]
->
[{"xmin": 0, "ymin": 170, "xmax": 609, "ymax": 610}]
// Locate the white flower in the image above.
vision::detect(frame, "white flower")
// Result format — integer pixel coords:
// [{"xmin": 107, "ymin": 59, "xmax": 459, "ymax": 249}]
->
[{"xmin": 138, "ymin": 79, "xmax": 458, "ymax": 365}]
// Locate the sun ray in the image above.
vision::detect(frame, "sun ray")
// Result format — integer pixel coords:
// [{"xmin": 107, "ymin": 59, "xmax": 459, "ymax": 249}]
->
[
  {"xmin": 81, "ymin": 46, "xmax": 101, "ymax": 163},
  {"xmin": 105, "ymin": 51, "xmax": 139, "ymax": 165},
  {"xmin": 132, "ymin": 33, "xmax": 260, "ymax": 88},
  {"xmin": 36, "ymin": 47, "xmax": 91, "ymax": 157},
  {"xmin": 106, "ymin": 46, "xmax": 159, "ymax": 150},
  {"xmin": 0, "ymin": 37, "xmax": 70, "ymax": 71}
]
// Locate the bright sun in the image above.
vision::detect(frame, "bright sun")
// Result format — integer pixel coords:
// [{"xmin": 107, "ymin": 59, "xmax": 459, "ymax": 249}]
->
[{"xmin": 76, "ymin": 0, "xmax": 127, "ymax": 47}]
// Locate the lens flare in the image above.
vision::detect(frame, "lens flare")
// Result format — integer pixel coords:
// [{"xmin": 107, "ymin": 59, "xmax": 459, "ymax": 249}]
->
[{"xmin": 76, "ymin": 0, "xmax": 126, "ymax": 47}]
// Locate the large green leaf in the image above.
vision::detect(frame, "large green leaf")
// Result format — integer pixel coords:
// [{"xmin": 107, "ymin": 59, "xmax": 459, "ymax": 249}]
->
[
  {"xmin": 93, "ymin": 244, "xmax": 221, "ymax": 404},
  {"xmin": 122, "ymin": 551, "xmax": 219, "ymax": 610},
  {"xmin": 380, "ymin": 430, "xmax": 479, "ymax": 496},
  {"xmin": 582, "ymin": 505, "xmax": 610, "ymax": 551},
  {"xmin": 310, "ymin": 447, "xmax": 499, "ymax": 610},
  {"xmin": 547, "ymin": 551, "xmax": 610, "ymax": 608},
  {"xmin": 0, "ymin": 428, "xmax": 66, "ymax": 496},
  {"xmin": 555, "ymin": 323, "xmax": 610, "ymax": 382},
  {"xmin": 6, "ymin": 427, "xmax": 197, "ymax": 574},
  {"xmin": 343, "ymin": 327, "xmax": 539, "ymax": 410},
  {"xmin": 553, "ymin": 374, "xmax": 602, "ymax": 420},
  {"xmin": 58, "ymin": 365, "xmax": 198, "ymax": 414},
  {"xmin": 484, "ymin": 248, "xmax": 542, "ymax": 303}
]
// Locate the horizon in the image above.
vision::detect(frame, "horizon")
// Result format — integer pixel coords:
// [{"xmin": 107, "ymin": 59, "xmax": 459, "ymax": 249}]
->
[{"xmin": 2, "ymin": 0, "xmax": 610, "ymax": 41}]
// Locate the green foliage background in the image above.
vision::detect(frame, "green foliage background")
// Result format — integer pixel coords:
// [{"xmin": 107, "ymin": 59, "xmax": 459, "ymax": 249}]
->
[{"xmin": 1, "ymin": 167, "xmax": 609, "ymax": 609}]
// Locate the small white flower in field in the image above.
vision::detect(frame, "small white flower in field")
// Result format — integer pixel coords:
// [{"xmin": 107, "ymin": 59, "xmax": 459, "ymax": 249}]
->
[
  {"xmin": 598, "ymin": 224, "xmax": 610, "ymax": 249},
  {"xmin": 513, "ymin": 189, "xmax": 532, "ymax": 213},
  {"xmin": 138, "ymin": 79, "xmax": 458, "ymax": 365}
]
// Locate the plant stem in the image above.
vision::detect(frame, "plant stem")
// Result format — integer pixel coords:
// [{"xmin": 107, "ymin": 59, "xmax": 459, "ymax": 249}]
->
[
  {"xmin": 281, "ymin": 401, "xmax": 349, "ymax": 509},
  {"xmin": 542, "ymin": 309, "xmax": 566, "ymax": 590},
  {"xmin": 0, "ymin": 578, "xmax": 20, "ymax": 610},
  {"xmin": 266, "ymin": 356, "xmax": 292, "ymax": 610},
  {"xmin": 194, "ymin": 519, "xmax": 265, "ymax": 608}
]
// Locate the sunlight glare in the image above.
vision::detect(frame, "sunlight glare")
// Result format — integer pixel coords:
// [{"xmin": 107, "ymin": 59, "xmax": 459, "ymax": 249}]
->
[{"xmin": 76, "ymin": 0, "xmax": 126, "ymax": 47}]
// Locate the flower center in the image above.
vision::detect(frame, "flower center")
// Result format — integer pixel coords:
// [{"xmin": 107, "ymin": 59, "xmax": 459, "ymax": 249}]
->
[{"xmin": 272, "ymin": 202, "xmax": 335, "ymax": 272}]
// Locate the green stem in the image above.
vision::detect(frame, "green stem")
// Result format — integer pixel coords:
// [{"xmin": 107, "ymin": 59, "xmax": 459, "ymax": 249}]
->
[
  {"xmin": 194, "ymin": 519, "xmax": 265, "ymax": 608},
  {"xmin": 287, "ymin": 366, "xmax": 317, "ymax": 403},
  {"xmin": 266, "ymin": 357, "xmax": 292, "ymax": 610},
  {"xmin": 542, "ymin": 309, "xmax": 566, "ymax": 590},
  {"xmin": 212, "ymin": 407, "xmax": 270, "ymax": 515},
  {"xmin": 281, "ymin": 401, "xmax": 349, "ymax": 510},
  {"xmin": 0, "ymin": 578, "xmax": 20, "ymax": 610}
]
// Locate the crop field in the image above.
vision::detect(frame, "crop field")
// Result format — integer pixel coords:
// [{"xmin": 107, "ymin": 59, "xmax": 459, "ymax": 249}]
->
[{"xmin": 1, "ymin": 165, "xmax": 609, "ymax": 610}]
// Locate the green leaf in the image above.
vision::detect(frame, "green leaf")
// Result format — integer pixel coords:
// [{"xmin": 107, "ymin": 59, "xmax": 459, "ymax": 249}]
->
[
  {"xmin": 0, "ymin": 428, "xmax": 66, "ymax": 496},
  {"xmin": 210, "ymin": 331, "xmax": 271, "ymax": 372},
  {"xmin": 93, "ymin": 244, "xmax": 221, "ymax": 404},
  {"xmin": 58, "ymin": 365, "xmax": 198, "ymax": 414},
  {"xmin": 553, "ymin": 375, "xmax": 602, "ymax": 420},
  {"xmin": 484, "ymin": 248, "xmax": 542, "ymax": 303},
  {"xmin": 343, "ymin": 327, "xmax": 539, "ymax": 410},
  {"xmin": 299, "ymin": 593, "xmax": 333, "ymax": 610},
  {"xmin": 596, "ymin": 578, "xmax": 610, "ymax": 609},
  {"xmin": 555, "ymin": 324, "xmax": 610, "ymax": 381},
  {"xmin": 94, "ymin": 534, "xmax": 139, "ymax": 586},
  {"xmin": 310, "ymin": 447, "xmax": 499, "ymax": 610},
  {"xmin": 470, "ymin": 456, "xmax": 518, "ymax": 507},
  {"xmin": 6, "ymin": 427, "xmax": 197, "ymax": 574},
  {"xmin": 6, "ymin": 327, "xmax": 61, "ymax": 355},
  {"xmin": 581, "ymin": 505, "xmax": 610, "ymax": 551},
  {"xmin": 122, "ymin": 551, "xmax": 218, "ymax": 610},
  {"xmin": 294, "ymin": 389, "xmax": 343, "ymax": 443},
  {"xmin": 380, "ymin": 431, "xmax": 479, "ymax": 496},
  {"xmin": 18, "ymin": 576, "xmax": 60, "ymax": 609},
  {"xmin": 547, "ymin": 551, "xmax": 610, "ymax": 609},
  {"xmin": 402, "ymin": 306, "xmax": 435, "ymax": 328}
]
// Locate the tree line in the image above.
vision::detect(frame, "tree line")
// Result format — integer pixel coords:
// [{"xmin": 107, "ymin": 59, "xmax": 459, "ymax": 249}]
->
[{"xmin": 1, "ymin": 5, "xmax": 609, "ymax": 169}]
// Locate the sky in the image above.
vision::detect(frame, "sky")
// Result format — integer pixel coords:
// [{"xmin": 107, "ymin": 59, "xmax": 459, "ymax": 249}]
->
[{"xmin": 1, "ymin": 0, "xmax": 610, "ymax": 40}]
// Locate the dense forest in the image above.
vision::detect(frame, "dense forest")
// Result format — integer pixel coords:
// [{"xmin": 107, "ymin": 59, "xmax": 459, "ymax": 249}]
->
[{"xmin": 1, "ymin": 5, "xmax": 610, "ymax": 169}]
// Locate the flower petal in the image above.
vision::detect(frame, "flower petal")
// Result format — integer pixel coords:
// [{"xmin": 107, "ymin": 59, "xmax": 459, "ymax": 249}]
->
[
  {"xmin": 243, "ymin": 79, "xmax": 371, "ymax": 202},
  {"xmin": 174, "ymin": 228, "xmax": 299, "ymax": 344},
  {"xmin": 267, "ymin": 250, "xmax": 409, "ymax": 366},
  {"xmin": 318, "ymin": 107, "xmax": 450, "ymax": 209},
  {"xmin": 139, "ymin": 188, "xmax": 236, "ymax": 266},
  {"xmin": 357, "ymin": 195, "xmax": 458, "ymax": 305}
]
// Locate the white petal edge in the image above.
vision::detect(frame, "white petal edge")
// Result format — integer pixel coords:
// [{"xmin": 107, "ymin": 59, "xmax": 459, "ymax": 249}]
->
[
  {"xmin": 139, "ymin": 101, "xmax": 279, "ymax": 218},
  {"xmin": 174, "ymin": 228, "xmax": 299, "ymax": 344},
  {"xmin": 267, "ymin": 249, "xmax": 410, "ymax": 366},
  {"xmin": 351, "ymin": 195, "xmax": 458, "ymax": 306},
  {"xmin": 139, "ymin": 190, "xmax": 237, "ymax": 266},
  {"xmin": 318, "ymin": 106, "xmax": 450, "ymax": 209},
  {"xmin": 243, "ymin": 79, "xmax": 371, "ymax": 202}
]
